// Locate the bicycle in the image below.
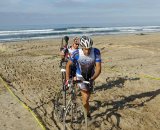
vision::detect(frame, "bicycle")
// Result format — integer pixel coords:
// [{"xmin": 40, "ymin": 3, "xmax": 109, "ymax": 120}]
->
[
  {"xmin": 54, "ymin": 79, "xmax": 90, "ymax": 130},
  {"xmin": 59, "ymin": 60, "xmax": 76, "ymax": 108},
  {"xmin": 54, "ymin": 61, "xmax": 68, "ymax": 122}
]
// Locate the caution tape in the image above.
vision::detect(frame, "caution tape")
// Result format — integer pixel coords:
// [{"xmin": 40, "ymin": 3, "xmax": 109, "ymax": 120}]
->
[
  {"xmin": 106, "ymin": 67, "xmax": 160, "ymax": 81},
  {"xmin": 140, "ymin": 74, "xmax": 160, "ymax": 80},
  {"xmin": 0, "ymin": 76, "xmax": 46, "ymax": 130}
]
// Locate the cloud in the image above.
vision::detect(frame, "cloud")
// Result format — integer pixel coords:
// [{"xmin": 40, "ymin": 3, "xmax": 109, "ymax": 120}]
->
[
  {"xmin": 0, "ymin": 0, "xmax": 55, "ymax": 13},
  {"xmin": 0, "ymin": 0, "xmax": 160, "ymax": 27},
  {"xmin": 0, "ymin": 0, "xmax": 89, "ymax": 13}
]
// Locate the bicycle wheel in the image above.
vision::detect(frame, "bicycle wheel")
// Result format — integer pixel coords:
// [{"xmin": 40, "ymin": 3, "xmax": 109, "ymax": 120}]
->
[
  {"xmin": 71, "ymin": 97, "xmax": 88, "ymax": 130},
  {"xmin": 53, "ymin": 89, "xmax": 65, "ymax": 122},
  {"xmin": 64, "ymin": 91, "xmax": 88, "ymax": 130}
]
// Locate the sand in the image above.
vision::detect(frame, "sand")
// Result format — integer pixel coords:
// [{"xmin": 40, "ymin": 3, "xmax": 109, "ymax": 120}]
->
[{"xmin": 0, "ymin": 33, "xmax": 160, "ymax": 130}]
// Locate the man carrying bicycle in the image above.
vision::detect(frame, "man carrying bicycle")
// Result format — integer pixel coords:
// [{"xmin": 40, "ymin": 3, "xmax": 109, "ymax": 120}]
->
[
  {"xmin": 65, "ymin": 35, "xmax": 101, "ymax": 119},
  {"xmin": 59, "ymin": 36, "xmax": 79, "ymax": 67},
  {"xmin": 60, "ymin": 37, "xmax": 80, "ymax": 78}
]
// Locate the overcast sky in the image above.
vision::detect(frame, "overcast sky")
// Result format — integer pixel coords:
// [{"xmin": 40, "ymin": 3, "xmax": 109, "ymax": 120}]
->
[{"xmin": 0, "ymin": 0, "xmax": 160, "ymax": 28}]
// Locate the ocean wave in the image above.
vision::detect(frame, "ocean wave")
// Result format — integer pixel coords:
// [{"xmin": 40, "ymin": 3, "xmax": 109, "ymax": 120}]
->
[{"xmin": 1, "ymin": 26, "xmax": 160, "ymax": 42}]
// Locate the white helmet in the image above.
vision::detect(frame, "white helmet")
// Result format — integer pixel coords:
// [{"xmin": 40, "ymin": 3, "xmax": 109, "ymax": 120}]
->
[{"xmin": 80, "ymin": 36, "xmax": 93, "ymax": 48}]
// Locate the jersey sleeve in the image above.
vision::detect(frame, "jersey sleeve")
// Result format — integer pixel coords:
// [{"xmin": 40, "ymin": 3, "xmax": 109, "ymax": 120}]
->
[
  {"xmin": 94, "ymin": 48, "xmax": 101, "ymax": 62},
  {"xmin": 69, "ymin": 49, "xmax": 79, "ymax": 62}
]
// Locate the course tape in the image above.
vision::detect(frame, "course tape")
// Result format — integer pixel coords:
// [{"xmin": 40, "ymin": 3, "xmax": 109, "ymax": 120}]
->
[
  {"xmin": 0, "ymin": 76, "xmax": 46, "ymax": 130},
  {"xmin": 140, "ymin": 74, "xmax": 160, "ymax": 80},
  {"xmin": 106, "ymin": 67, "xmax": 160, "ymax": 81}
]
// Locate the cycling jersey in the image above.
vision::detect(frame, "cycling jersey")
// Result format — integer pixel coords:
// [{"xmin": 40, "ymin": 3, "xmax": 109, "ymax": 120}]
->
[
  {"xmin": 68, "ymin": 47, "xmax": 77, "ymax": 57},
  {"xmin": 70, "ymin": 48, "xmax": 101, "ymax": 80},
  {"xmin": 69, "ymin": 48, "xmax": 101, "ymax": 90}
]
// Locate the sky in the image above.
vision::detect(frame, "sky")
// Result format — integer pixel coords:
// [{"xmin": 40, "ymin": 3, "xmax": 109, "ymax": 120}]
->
[{"xmin": 0, "ymin": 0, "xmax": 160, "ymax": 29}]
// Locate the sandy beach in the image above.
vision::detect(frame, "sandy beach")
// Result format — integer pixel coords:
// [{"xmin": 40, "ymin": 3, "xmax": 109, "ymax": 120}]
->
[{"xmin": 0, "ymin": 33, "xmax": 160, "ymax": 130}]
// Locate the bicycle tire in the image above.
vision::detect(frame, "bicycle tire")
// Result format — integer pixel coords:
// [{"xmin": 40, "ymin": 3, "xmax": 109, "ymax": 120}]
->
[
  {"xmin": 64, "ymin": 88, "xmax": 88, "ymax": 130},
  {"xmin": 72, "ymin": 97, "xmax": 88, "ymax": 130},
  {"xmin": 53, "ymin": 89, "xmax": 65, "ymax": 122}
]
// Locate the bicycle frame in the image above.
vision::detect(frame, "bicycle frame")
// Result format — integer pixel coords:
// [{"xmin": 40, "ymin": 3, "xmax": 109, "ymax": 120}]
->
[
  {"xmin": 63, "ymin": 80, "xmax": 90, "ymax": 130},
  {"xmin": 61, "ymin": 68, "xmax": 67, "ymax": 107},
  {"xmin": 54, "ymin": 65, "xmax": 91, "ymax": 130}
]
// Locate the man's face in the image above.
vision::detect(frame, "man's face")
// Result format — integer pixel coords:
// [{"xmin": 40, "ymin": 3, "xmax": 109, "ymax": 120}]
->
[
  {"xmin": 82, "ymin": 48, "xmax": 91, "ymax": 56},
  {"xmin": 73, "ymin": 39, "xmax": 79, "ymax": 49}
]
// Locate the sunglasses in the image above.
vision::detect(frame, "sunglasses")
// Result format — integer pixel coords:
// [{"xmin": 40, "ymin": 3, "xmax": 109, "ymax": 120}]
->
[{"xmin": 75, "ymin": 43, "xmax": 79, "ymax": 46}]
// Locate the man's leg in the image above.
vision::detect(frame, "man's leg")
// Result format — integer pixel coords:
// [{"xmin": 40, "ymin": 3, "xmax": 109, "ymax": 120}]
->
[{"xmin": 81, "ymin": 90, "xmax": 90, "ymax": 116}]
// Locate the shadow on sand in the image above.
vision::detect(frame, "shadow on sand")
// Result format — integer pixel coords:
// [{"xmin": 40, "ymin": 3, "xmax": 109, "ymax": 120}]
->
[
  {"xmin": 90, "ymin": 76, "xmax": 160, "ymax": 129},
  {"xmin": 95, "ymin": 76, "xmax": 140, "ymax": 91}
]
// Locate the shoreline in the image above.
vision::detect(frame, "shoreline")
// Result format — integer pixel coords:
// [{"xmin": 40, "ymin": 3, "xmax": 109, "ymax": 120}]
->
[{"xmin": 1, "ymin": 31, "xmax": 160, "ymax": 44}]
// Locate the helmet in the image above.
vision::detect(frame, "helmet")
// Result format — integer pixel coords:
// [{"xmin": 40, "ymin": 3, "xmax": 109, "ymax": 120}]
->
[
  {"xmin": 63, "ymin": 36, "xmax": 69, "ymax": 42},
  {"xmin": 80, "ymin": 36, "xmax": 93, "ymax": 48}
]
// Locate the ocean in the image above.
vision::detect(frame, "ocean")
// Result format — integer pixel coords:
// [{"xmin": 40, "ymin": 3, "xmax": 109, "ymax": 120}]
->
[{"xmin": 0, "ymin": 25, "xmax": 160, "ymax": 42}]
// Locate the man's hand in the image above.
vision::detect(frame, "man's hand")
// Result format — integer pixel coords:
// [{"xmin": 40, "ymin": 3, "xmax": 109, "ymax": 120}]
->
[
  {"xmin": 89, "ymin": 79, "xmax": 94, "ymax": 86},
  {"xmin": 89, "ymin": 78, "xmax": 95, "ymax": 93},
  {"xmin": 65, "ymin": 80, "xmax": 69, "ymax": 86},
  {"xmin": 64, "ymin": 80, "xmax": 69, "ymax": 91}
]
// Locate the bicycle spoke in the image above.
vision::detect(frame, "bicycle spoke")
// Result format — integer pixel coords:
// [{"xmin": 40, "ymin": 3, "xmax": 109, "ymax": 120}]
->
[
  {"xmin": 72, "ymin": 97, "xmax": 88, "ymax": 130},
  {"xmin": 64, "ymin": 94, "xmax": 88, "ymax": 130},
  {"xmin": 54, "ymin": 79, "xmax": 90, "ymax": 130},
  {"xmin": 54, "ymin": 89, "xmax": 65, "ymax": 122}
]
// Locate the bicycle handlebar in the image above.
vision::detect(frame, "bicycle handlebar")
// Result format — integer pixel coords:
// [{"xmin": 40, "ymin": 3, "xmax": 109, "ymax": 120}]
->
[{"xmin": 69, "ymin": 80, "xmax": 90, "ymax": 85}]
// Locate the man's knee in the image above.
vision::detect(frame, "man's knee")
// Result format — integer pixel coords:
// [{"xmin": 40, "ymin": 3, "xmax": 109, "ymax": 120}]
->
[{"xmin": 81, "ymin": 91, "xmax": 90, "ymax": 102}]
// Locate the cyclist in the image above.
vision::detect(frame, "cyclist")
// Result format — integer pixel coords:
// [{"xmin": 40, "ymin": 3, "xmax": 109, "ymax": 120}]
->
[
  {"xmin": 68, "ymin": 37, "xmax": 79, "ymax": 57},
  {"xmin": 60, "ymin": 37, "xmax": 80, "ymax": 78},
  {"xmin": 67, "ymin": 37, "xmax": 80, "ymax": 78},
  {"xmin": 65, "ymin": 35, "xmax": 101, "ymax": 119},
  {"xmin": 60, "ymin": 36, "xmax": 80, "ymax": 67}
]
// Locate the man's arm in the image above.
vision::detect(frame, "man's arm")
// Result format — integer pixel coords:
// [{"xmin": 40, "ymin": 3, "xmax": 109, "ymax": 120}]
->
[
  {"xmin": 91, "ymin": 62, "xmax": 101, "ymax": 81},
  {"xmin": 65, "ymin": 60, "xmax": 73, "ymax": 80}
]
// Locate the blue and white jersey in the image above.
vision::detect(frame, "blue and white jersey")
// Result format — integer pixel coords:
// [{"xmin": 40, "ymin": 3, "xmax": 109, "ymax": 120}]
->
[
  {"xmin": 70, "ymin": 48, "xmax": 101, "ymax": 78},
  {"xmin": 68, "ymin": 47, "xmax": 77, "ymax": 57}
]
